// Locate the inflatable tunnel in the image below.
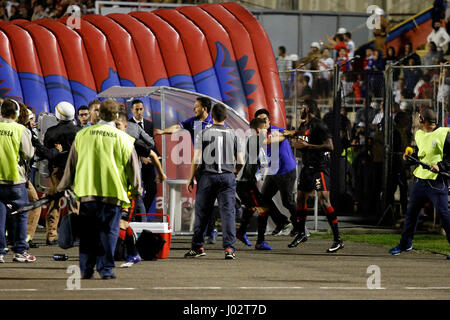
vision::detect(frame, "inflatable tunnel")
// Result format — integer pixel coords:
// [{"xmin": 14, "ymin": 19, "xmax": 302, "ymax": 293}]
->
[{"xmin": 0, "ymin": 2, "xmax": 286, "ymax": 128}]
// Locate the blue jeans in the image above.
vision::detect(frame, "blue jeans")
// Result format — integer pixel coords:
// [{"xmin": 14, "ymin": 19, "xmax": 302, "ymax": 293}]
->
[
  {"xmin": 192, "ymin": 173, "xmax": 236, "ymax": 250},
  {"xmin": 78, "ymin": 201, "xmax": 121, "ymax": 278},
  {"xmin": 0, "ymin": 183, "xmax": 29, "ymax": 255},
  {"xmin": 400, "ymin": 178, "xmax": 450, "ymax": 249}
]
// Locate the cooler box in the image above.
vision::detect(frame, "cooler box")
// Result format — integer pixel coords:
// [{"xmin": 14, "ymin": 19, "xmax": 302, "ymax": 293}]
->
[{"xmin": 129, "ymin": 213, "xmax": 172, "ymax": 259}]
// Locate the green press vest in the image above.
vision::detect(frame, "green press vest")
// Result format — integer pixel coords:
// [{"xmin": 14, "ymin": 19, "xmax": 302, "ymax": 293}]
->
[
  {"xmin": 0, "ymin": 121, "xmax": 25, "ymax": 183},
  {"xmin": 73, "ymin": 124, "xmax": 135, "ymax": 203},
  {"xmin": 414, "ymin": 127, "xmax": 450, "ymax": 180}
]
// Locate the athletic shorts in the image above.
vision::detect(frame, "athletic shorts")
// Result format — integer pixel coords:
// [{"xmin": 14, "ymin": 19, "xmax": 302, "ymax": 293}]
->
[
  {"xmin": 298, "ymin": 166, "xmax": 331, "ymax": 192},
  {"xmin": 236, "ymin": 180, "xmax": 263, "ymax": 209}
]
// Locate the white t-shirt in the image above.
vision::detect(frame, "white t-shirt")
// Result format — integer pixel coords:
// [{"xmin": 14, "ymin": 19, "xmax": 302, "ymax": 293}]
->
[
  {"xmin": 346, "ymin": 40, "xmax": 355, "ymax": 59},
  {"xmin": 427, "ymin": 27, "xmax": 450, "ymax": 51},
  {"xmin": 318, "ymin": 57, "xmax": 334, "ymax": 79},
  {"xmin": 372, "ymin": 112, "xmax": 384, "ymax": 125},
  {"xmin": 276, "ymin": 55, "xmax": 294, "ymax": 81}
]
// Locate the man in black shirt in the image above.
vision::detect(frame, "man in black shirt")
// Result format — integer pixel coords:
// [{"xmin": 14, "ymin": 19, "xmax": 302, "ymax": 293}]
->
[
  {"xmin": 129, "ymin": 99, "xmax": 157, "ymax": 215},
  {"xmin": 33, "ymin": 101, "xmax": 80, "ymax": 245},
  {"xmin": 235, "ymin": 118, "xmax": 275, "ymax": 250},
  {"xmin": 287, "ymin": 99, "xmax": 343, "ymax": 252}
]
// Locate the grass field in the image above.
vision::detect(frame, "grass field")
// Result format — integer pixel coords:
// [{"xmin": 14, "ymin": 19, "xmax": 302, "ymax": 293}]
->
[{"xmin": 312, "ymin": 233, "xmax": 449, "ymax": 255}]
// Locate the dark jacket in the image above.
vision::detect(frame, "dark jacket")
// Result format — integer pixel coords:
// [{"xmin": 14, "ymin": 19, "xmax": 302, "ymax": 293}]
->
[
  {"xmin": 36, "ymin": 120, "xmax": 80, "ymax": 171},
  {"xmin": 129, "ymin": 117, "xmax": 159, "ymax": 159},
  {"xmin": 128, "ymin": 118, "xmax": 154, "ymax": 138}
]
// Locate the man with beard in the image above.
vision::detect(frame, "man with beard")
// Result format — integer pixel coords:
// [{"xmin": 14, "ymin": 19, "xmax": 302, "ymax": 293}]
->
[
  {"xmin": 286, "ymin": 99, "xmax": 344, "ymax": 252},
  {"xmin": 427, "ymin": 19, "xmax": 450, "ymax": 53}
]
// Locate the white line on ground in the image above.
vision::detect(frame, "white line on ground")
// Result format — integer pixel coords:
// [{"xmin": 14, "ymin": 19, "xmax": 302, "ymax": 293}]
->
[
  {"xmin": 151, "ymin": 287, "xmax": 222, "ymax": 290},
  {"xmin": 238, "ymin": 287, "xmax": 304, "ymax": 290},
  {"xmin": 0, "ymin": 289, "xmax": 38, "ymax": 292},
  {"xmin": 64, "ymin": 288, "xmax": 135, "ymax": 291},
  {"xmin": 3, "ymin": 286, "xmax": 449, "ymax": 292},
  {"xmin": 405, "ymin": 287, "xmax": 450, "ymax": 290},
  {"xmin": 319, "ymin": 287, "xmax": 386, "ymax": 290}
]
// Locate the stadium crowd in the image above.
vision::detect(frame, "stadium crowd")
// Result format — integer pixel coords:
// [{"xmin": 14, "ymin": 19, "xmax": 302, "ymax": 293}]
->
[
  {"xmin": 276, "ymin": 6, "xmax": 450, "ymax": 219},
  {"xmin": 0, "ymin": 0, "xmax": 207, "ymax": 21}
]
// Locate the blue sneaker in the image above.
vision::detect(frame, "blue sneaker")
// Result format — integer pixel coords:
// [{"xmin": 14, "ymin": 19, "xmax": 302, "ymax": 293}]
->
[
  {"xmin": 125, "ymin": 254, "xmax": 142, "ymax": 264},
  {"xmin": 236, "ymin": 233, "xmax": 252, "ymax": 246},
  {"xmin": 447, "ymin": 255, "xmax": 450, "ymax": 260},
  {"xmin": 255, "ymin": 241, "xmax": 273, "ymax": 250},
  {"xmin": 207, "ymin": 229, "xmax": 218, "ymax": 244},
  {"xmin": 389, "ymin": 245, "xmax": 413, "ymax": 255}
]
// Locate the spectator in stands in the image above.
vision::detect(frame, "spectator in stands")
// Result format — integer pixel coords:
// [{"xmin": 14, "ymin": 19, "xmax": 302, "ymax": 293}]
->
[
  {"xmin": 276, "ymin": 45, "xmax": 294, "ymax": 99},
  {"xmin": 385, "ymin": 46, "xmax": 400, "ymax": 82},
  {"xmin": 364, "ymin": 48, "xmax": 374, "ymax": 70},
  {"xmin": 437, "ymin": 62, "xmax": 450, "ymax": 106},
  {"xmin": 444, "ymin": 103, "xmax": 450, "ymax": 127},
  {"xmin": 340, "ymin": 72, "xmax": 353, "ymax": 101},
  {"xmin": 298, "ymin": 65, "xmax": 313, "ymax": 88},
  {"xmin": 298, "ymin": 75, "xmax": 313, "ymax": 102},
  {"xmin": 0, "ymin": 5, "xmax": 8, "ymax": 21},
  {"xmin": 336, "ymin": 47, "xmax": 350, "ymax": 71},
  {"xmin": 401, "ymin": 42, "xmax": 421, "ymax": 66},
  {"xmin": 323, "ymin": 106, "xmax": 352, "ymax": 144},
  {"xmin": 373, "ymin": 8, "xmax": 391, "ymax": 53},
  {"xmin": 31, "ymin": 1, "xmax": 49, "ymax": 21},
  {"xmin": 321, "ymin": 33, "xmax": 348, "ymax": 57},
  {"xmin": 446, "ymin": 15, "xmax": 450, "ymax": 55},
  {"xmin": 355, "ymin": 101, "xmax": 377, "ymax": 126},
  {"xmin": 298, "ymin": 42, "xmax": 322, "ymax": 70},
  {"xmin": 8, "ymin": 4, "xmax": 24, "ymax": 20},
  {"xmin": 423, "ymin": 41, "xmax": 444, "ymax": 66},
  {"xmin": 344, "ymin": 32, "xmax": 355, "ymax": 59},
  {"xmin": 371, "ymin": 101, "xmax": 384, "ymax": 127},
  {"xmin": 350, "ymin": 74, "xmax": 363, "ymax": 104},
  {"xmin": 44, "ymin": 0, "xmax": 56, "ymax": 17},
  {"xmin": 385, "ymin": 46, "xmax": 398, "ymax": 67},
  {"xmin": 432, "ymin": 0, "xmax": 446, "ymax": 24},
  {"xmin": 427, "ymin": 19, "xmax": 450, "ymax": 53},
  {"xmin": 368, "ymin": 50, "xmax": 385, "ymax": 97},
  {"xmin": 371, "ymin": 50, "xmax": 385, "ymax": 71},
  {"xmin": 416, "ymin": 74, "xmax": 434, "ymax": 99},
  {"xmin": 404, "ymin": 57, "xmax": 423, "ymax": 95},
  {"xmin": 316, "ymin": 48, "xmax": 334, "ymax": 98},
  {"xmin": 394, "ymin": 78, "xmax": 412, "ymax": 104}
]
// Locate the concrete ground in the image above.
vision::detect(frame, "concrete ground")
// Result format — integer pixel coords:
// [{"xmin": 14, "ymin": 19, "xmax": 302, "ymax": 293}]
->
[{"xmin": 0, "ymin": 228, "xmax": 449, "ymax": 300}]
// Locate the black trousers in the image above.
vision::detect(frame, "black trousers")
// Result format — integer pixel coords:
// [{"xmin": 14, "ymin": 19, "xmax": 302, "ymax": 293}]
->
[
  {"xmin": 142, "ymin": 163, "xmax": 157, "ymax": 213},
  {"xmin": 261, "ymin": 169, "xmax": 296, "ymax": 227}
]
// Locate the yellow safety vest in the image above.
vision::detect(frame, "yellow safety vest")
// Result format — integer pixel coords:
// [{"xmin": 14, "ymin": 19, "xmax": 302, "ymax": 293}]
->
[
  {"xmin": 414, "ymin": 127, "xmax": 450, "ymax": 180},
  {"xmin": 73, "ymin": 124, "xmax": 135, "ymax": 203},
  {"xmin": 0, "ymin": 121, "xmax": 25, "ymax": 183}
]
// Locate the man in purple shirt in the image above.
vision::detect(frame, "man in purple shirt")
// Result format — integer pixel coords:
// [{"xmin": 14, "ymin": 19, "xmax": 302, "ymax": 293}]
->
[
  {"xmin": 154, "ymin": 97, "xmax": 213, "ymax": 142},
  {"xmin": 254, "ymin": 109, "xmax": 297, "ymax": 237}
]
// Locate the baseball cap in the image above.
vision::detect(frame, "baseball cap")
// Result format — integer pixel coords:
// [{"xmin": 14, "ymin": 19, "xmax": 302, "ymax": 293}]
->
[{"xmin": 311, "ymin": 42, "xmax": 320, "ymax": 49}]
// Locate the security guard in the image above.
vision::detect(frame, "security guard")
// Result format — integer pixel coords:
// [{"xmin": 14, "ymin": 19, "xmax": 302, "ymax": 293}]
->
[
  {"xmin": 390, "ymin": 108, "xmax": 450, "ymax": 259},
  {"xmin": 184, "ymin": 103, "xmax": 244, "ymax": 260},
  {"xmin": 0, "ymin": 99, "xmax": 36, "ymax": 263},
  {"xmin": 58, "ymin": 99, "xmax": 142, "ymax": 279}
]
